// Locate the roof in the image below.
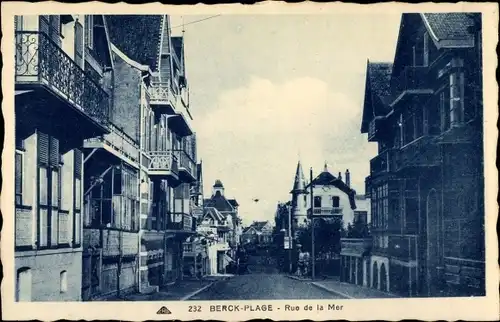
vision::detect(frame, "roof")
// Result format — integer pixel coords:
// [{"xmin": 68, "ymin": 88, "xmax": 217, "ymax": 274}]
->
[
  {"xmin": 306, "ymin": 170, "xmax": 337, "ymax": 187},
  {"xmin": 306, "ymin": 170, "xmax": 357, "ymax": 210},
  {"xmin": 421, "ymin": 13, "xmax": 475, "ymax": 42},
  {"xmin": 228, "ymin": 199, "xmax": 239, "ymax": 207},
  {"xmin": 291, "ymin": 161, "xmax": 307, "ymax": 193},
  {"xmin": 213, "ymin": 179, "xmax": 224, "ymax": 188},
  {"xmin": 105, "ymin": 15, "xmax": 163, "ymax": 71},
  {"xmin": 360, "ymin": 61, "xmax": 393, "ymax": 133},
  {"xmin": 205, "ymin": 191, "xmax": 234, "ymax": 212},
  {"xmin": 245, "ymin": 221, "xmax": 271, "ymax": 233},
  {"xmin": 203, "ymin": 207, "xmax": 225, "ymax": 223}
]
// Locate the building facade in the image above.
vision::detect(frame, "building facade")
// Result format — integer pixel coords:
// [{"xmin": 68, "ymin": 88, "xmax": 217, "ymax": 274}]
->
[
  {"xmin": 241, "ymin": 221, "xmax": 274, "ymax": 246},
  {"xmin": 361, "ymin": 13, "xmax": 484, "ymax": 297},
  {"xmin": 204, "ymin": 180, "xmax": 241, "ymax": 258},
  {"xmin": 13, "ymin": 14, "xmax": 200, "ymax": 301},
  {"xmin": 105, "ymin": 15, "xmax": 198, "ymax": 292},
  {"xmin": 14, "ymin": 14, "xmax": 111, "ymax": 301},
  {"xmin": 304, "ymin": 164, "xmax": 358, "ymax": 226}
]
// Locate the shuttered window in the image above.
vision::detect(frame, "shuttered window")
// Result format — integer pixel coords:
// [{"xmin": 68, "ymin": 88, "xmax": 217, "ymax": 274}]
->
[
  {"xmin": 74, "ymin": 149, "xmax": 82, "ymax": 246},
  {"xmin": 84, "ymin": 15, "xmax": 93, "ymax": 49},
  {"xmin": 48, "ymin": 15, "xmax": 61, "ymax": 46},
  {"xmin": 37, "ymin": 132, "xmax": 61, "ymax": 248},
  {"xmin": 74, "ymin": 19, "xmax": 84, "ymax": 68},
  {"xmin": 15, "ymin": 152, "xmax": 23, "ymax": 205},
  {"xmin": 39, "ymin": 15, "xmax": 50, "ymax": 35}
]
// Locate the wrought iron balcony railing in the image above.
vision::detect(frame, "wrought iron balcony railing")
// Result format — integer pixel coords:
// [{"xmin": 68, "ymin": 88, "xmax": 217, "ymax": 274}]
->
[
  {"xmin": 15, "ymin": 31, "xmax": 109, "ymax": 127},
  {"xmin": 307, "ymin": 207, "xmax": 343, "ymax": 217},
  {"xmin": 85, "ymin": 122, "xmax": 139, "ymax": 163},
  {"xmin": 148, "ymin": 150, "xmax": 179, "ymax": 175}
]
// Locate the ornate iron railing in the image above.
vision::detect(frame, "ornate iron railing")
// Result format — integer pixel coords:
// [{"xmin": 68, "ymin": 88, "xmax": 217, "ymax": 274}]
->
[
  {"xmin": 86, "ymin": 122, "xmax": 139, "ymax": 163},
  {"xmin": 149, "ymin": 81, "xmax": 175, "ymax": 105},
  {"xmin": 307, "ymin": 207, "xmax": 343, "ymax": 217},
  {"xmin": 15, "ymin": 31, "xmax": 109, "ymax": 127},
  {"xmin": 148, "ymin": 150, "xmax": 178, "ymax": 174}
]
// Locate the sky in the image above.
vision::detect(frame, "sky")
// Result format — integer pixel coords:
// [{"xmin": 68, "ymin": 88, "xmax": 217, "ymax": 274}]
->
[{"xmin": 170, "ymin": 14, "xmax": 401, "ymax": 226}]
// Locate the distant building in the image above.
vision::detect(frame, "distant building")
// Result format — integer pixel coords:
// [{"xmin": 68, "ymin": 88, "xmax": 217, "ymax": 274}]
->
[
  {"xmin": 304, "ymin": 164, "xmax": 358, "ymax": 227},
  {"xmin": 290, "ymin": 161, "xmax": 308, "ymax": 228},
  {"xmin": 241, "ymin": 221, "xmax": 274, "ymax": 246},
  {"xmin": 204, "ymin": 180, "xmax": 241, "ymax": 257},
  {"xmin": 361, "ymin": 13, "xmax": 484, "ymax": 297}
]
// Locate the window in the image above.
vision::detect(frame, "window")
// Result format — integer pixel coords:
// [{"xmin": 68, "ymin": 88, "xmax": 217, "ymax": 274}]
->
[
  {"xmin": 15, "ymin": 152, "xmax": 23, "ymax": 205},
  {"xmin": 37, "ymin": 132, "xmax": 61, "ymax": 248},
  {"xmin": 414, "ymin": 106, "xmax": 424, "ymax": 139},
  {"xmin": 403, "ymin": 112, "xmax": 415, "ymax": 145},
  {"xmin": 439, "ymin": 88, "xmax": 450, "ymax": 131},
  {"xmin": 84, "ymin": 15, "xmax": 93, "ymax": 49},
  {"xmin": 314, "ymin": 196, "xmax": 322, "ymax": 208},
  {"xmin": 332, "ymin": 196, "xmax": 340, "ymax": 208},
  {"xmin": 16, "ymin": 267, "xmax": 32, "ymax": 302},
  {"xmin": 450, "ymin": 72, "xmax": 465, "ymax": 126},
  {"xmin": 60, "ymin": 270, "xmax": 68, "ymax": 293},
  {"xmin": 74, "ymin": 18, "xmax": 84, "ymax": 68}
]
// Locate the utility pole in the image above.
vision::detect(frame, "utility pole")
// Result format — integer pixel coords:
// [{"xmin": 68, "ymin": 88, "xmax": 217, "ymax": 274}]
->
[
  {"xmin": 288, "ymin": 204, "xmax": 292, "ymax": 274},
  {"xmin": 310, "ymin": 167, "xmax": 315, "ymax": 281}
]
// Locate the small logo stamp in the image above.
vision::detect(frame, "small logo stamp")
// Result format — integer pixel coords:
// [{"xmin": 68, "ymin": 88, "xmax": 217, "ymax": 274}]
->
[{"xmin": 156, "ymin": 306, "xmax": 172, "ymax": 315}]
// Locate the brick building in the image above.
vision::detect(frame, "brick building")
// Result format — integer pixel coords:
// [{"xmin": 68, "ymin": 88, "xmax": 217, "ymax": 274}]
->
[
  {"xmin": 361, "ymin": 13, "xmax": 484, "ymax": 297},
  {"xmin": 14, "ymin": 15, "xmax": 110, "ymax": 301},
  {"xmin": 81, "ymin": 15, "xmax": 141, "ymax": 300},
  {"xmin": 106, "ymin": 15, "xmax": 198, "ymax": 293}
]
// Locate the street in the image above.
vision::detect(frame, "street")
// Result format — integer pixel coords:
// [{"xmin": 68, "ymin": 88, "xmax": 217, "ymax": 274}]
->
[{"xmin": 188, "ymin": 254, "xmax": 346, "ymax": 300}]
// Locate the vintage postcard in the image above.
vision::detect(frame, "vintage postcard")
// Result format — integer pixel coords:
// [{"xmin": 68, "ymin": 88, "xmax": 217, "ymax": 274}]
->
[{"xmin": 1, "ymin": 1, "xmax": 499, "ymax": 321}]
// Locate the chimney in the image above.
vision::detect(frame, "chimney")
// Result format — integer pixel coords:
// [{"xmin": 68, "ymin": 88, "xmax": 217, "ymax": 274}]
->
[
  {"xmin": 338, "ymin": 172, "xmax": 342, "ymax": 180},
  {"xmin": 346, "ymin": 169, "xmax": 351, "ymax": 187}
]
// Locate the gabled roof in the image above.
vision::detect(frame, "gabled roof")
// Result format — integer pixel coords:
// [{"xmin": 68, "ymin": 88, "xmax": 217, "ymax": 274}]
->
[
  {"xmin": 248, "ymin": 221, "xmax": 271, "ymax": 232},
  {"xmin": 228, "ymin": 199, "xmax": 239, "ymax": 207},
  {"xmin": 421, "ymin": 13, "xmax": 476, "ymax": 44},
  {"xmin": 306, "ymin": 170, "xmax": 357, "ymax": 210},
  {"xmin": 203, "ymin": 207, "xmax": 225, "ymax": 223},
  {"xmin": 392, "ymin": 13, "xmax": 475, "ymax": 80},
  {"xmin": 105, "ymin": 15, "xmax": 163, "ymax": 71},
  {"xmin": 205, "ymin": 191, "xmax": 234, "ymax": 212},
  {"xmin": 360, "ymin": 61, "xmax": 393, "ymax": 133}
]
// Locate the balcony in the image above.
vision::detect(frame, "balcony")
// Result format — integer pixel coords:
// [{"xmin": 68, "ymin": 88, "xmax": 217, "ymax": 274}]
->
[
  {"xmin": 370, "ymin": 149, "xmax": 397, "ymax": 177},
  {"xmin": 340, "ymin": 238, "xmax": 372, "ymax": 257},
  {"xmin": 147, "ymin": 150, "xmax": 179, "ymax": 180},
  {"xmin": 390, "ymin": 66, "xmax": 433, "ymax": 108},
  {"xmin": 173, "ymin": 149, "xmax": 196, "ymax": 182},
  {"xmin": 167, "ymin": 212, "xmax": 196, "ymax": 234},
  {"xmin": 388, "ymin": 234, "xmax": 418, "ymax": 261},
  {"xmin": 396, "ymin": 136, "xmax": 441, "ymax": 174},
  {"xmin": 15, "ymin": 31, "xmax": 109, "ymax": 138},
  {"xmin": 84, "ymin": 122, "xmax": 139, "ymax": 166},
  {"xmin": 307, "ymin": 207, "xmax": 343, "ymax": 218},
  {"xmin": 367, "ymin": 118, "xmax": 388, "ymax": 142},
  {"xmin": 149, "ymin": 82, "xmax": 176, "ymax": 113}
]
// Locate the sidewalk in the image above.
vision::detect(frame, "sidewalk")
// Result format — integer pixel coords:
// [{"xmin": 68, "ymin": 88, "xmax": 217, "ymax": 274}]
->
[
  {"xmin": 285, "ymin": 275, "xmax": 397, "ymax": 299},
  {"xmin": 311, "ymin": 280, "xmax": 398, "ymax": 299},
  {"xmin": 118, "ymin": 275, "xmax": 231, "ymax": 301}
]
